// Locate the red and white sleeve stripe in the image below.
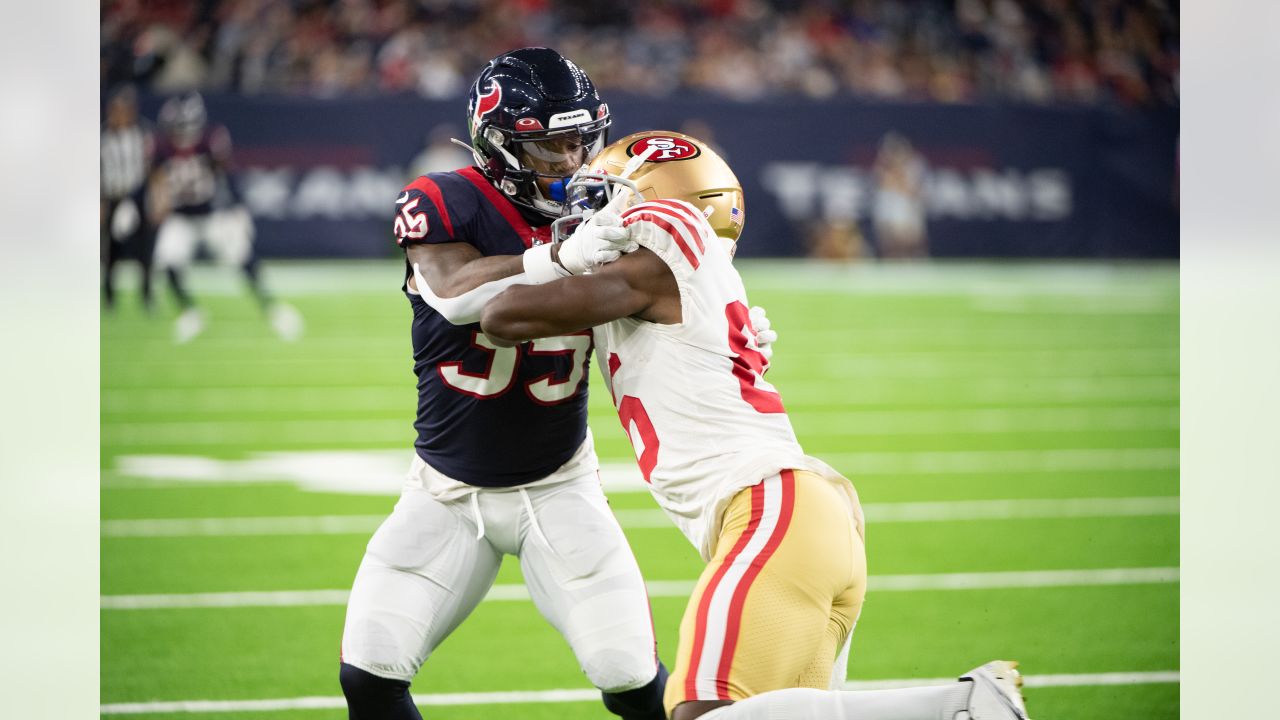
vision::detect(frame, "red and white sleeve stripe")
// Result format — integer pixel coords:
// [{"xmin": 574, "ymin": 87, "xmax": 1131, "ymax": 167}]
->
[{"xmin": 622, "ymin": 200, "xmax": 711, "ymax": 269}]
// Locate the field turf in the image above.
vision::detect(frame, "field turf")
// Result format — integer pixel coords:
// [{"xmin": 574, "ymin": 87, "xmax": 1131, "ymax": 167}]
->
[{"xmin": 101, "ymin": 260, "xmax": 1178, "ymax": 718}]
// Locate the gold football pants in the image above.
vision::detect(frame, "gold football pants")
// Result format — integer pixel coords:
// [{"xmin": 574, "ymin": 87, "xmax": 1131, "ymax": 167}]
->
[{"xmin": 665, "ymin": 469, "xmax": 867, "ymax": 714}]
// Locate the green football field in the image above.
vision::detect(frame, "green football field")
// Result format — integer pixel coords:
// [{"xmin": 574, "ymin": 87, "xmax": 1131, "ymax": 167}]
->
[{"xmin": 100, "ymin": 260, "xmax": 1179, "ymax": 719}]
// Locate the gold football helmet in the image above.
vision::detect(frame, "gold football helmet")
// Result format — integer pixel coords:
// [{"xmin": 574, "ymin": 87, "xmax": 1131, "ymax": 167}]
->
[{"xmin": 556, "ymin": 130, "xmax": 746, "ymax": 251}]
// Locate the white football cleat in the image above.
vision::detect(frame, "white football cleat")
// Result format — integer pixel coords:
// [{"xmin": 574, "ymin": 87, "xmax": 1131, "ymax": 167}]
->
[
  {"xmin": 269, "ymin": 302, "xmax": 304, "ymax": 342},
  {"xmin": 174, "ymin": 308, "xmax": 206, "ymax": 344},
  {"xmin": 957, "ymin": 660, "xmax": 1029, "ymax": 719}
]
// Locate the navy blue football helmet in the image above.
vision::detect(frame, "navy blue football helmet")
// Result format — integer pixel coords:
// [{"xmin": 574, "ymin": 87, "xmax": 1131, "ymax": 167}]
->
[
  {"xmin": 465, "ymin": 48, "xmax": 611, "ymax": 222},
  {"xmin": 159, "ymin": 91, "xmax": 207, "ymax": 145}
]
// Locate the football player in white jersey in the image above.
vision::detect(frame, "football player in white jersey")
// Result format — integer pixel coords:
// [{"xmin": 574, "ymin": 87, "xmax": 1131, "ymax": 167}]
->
[{"xmin": 469, "ymin": 131, "xmax": 1031, "ymax": 720}]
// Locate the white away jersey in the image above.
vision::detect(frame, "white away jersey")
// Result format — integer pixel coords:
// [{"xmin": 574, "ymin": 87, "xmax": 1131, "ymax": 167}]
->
[{"xmin": 595, "ymin": 199, "xmax": 856, "ymax": 560}]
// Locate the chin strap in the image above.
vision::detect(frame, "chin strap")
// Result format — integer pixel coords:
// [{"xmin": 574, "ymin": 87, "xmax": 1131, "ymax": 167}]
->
[{"xmin": 451, "ymin": 137, "xmax": 491, "ymax": 175}]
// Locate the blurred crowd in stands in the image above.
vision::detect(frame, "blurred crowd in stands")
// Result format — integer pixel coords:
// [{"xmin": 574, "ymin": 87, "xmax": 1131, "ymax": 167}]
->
[{"xmin": 102, "ymin": 0, "xmax": 1177, "ymax": 106}]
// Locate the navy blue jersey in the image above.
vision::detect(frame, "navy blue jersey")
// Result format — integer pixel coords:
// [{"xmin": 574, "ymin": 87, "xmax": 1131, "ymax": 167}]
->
[
  {"xmin": 397, "ymin": 167, "xmax": 591, "ymax": 487},
  {"xmin": 155, "ymin": 125, "xmax": 231, "ymax": 215}
]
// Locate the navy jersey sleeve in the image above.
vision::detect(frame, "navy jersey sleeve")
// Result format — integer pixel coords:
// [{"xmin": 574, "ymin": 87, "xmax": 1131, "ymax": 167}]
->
[{"xmin": 393, "ymin": 172, "xmax": 479, "ymax": 248}]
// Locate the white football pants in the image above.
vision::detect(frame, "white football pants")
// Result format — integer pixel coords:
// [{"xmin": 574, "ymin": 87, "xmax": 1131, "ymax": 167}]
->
[
  {"xmin": 341, "ymin": 464, "xmax": 658, "ymax": 693},
  {"xmin": 154, "ymin": 210, "xmax": 253, "ymax": 270}
]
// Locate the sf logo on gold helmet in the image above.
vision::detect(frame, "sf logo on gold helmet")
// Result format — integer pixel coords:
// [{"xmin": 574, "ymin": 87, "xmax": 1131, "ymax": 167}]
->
[{"xmin": 626, "ymin": 136, "xmax": 701, "ymax": 162}]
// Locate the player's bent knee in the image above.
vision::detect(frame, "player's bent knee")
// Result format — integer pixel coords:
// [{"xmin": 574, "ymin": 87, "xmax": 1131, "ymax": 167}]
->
[
  {"xmin": 338, "ymin": 662, "xmax": 405, "ymax": 698},
  {"xmin": 601, "ymin": 661, "xmax": 667, "ymax": 720},
  {"xmin": 584, "ymin": 648, "xmax": 659, "ymax": 694},
  {"xmin": 339, "ymin": 663, "xmax": 421, "ymax": 720}
]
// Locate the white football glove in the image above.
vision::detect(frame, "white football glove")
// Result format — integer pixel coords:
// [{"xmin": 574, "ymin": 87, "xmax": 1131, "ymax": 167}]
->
[
  {"xmin": 749, "ymin": 305, "xmax": 778, "ymax": 366},
  {"xmin": 110, "ymin": 198, "xmax": 140, "ymax": 240},
  {"xmin": 555, "ymin": 190, "xmax": 638, "ymax": 274}
]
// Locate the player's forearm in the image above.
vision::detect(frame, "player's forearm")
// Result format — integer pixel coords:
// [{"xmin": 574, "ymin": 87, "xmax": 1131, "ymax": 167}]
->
[
  {"xmin": 482, "ymin": 310, "xmax": 590, "ymax": 347},
  {"xmin": 442, "ymin": 254, "xmax": 528, "ymax": 296},
  {"xmin": 480, "ymin": 314, "xmax": 557, "ymax": 347},
  {"xmin": 481, "ymin": 275, "xmax": 646, "ymax": 346},
  {"xmin": 481, "ymin": 286, "xmax": 584, "ymax": 345},
  {"xmin": 411, "ymin": 262, "xmax": 532, "ymax": 326},
  {"xmin": 406, "ymin": 243, "xmax": 526, "ymax": 298}
]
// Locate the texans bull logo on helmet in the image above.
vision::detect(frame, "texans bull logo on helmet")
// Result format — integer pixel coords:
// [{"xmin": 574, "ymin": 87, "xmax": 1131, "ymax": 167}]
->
[
  {"xmin": 472, "ymin": 81, "xmax": 502, "ymax": 129},
  {"xmin": 626, "ymin": 136, "xmax": 701, "ymax": 162}
]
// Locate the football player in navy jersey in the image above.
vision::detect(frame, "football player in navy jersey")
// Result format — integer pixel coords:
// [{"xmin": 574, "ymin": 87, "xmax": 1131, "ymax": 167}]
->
[
  {"xmin": 151, "ymin": 92, "xmax": 303, "ymax": 342},
  {"xmin": 338, "ymin": 49, "xmax": 667, "ymax": 720}
]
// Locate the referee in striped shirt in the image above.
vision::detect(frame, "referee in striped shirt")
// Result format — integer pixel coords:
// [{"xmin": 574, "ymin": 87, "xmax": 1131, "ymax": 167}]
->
[{"xmin": 101, "ymin": 85, "xmax": 158, "ymax": 310}]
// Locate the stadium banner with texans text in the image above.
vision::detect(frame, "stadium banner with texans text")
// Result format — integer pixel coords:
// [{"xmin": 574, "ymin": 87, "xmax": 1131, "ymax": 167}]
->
[{"xmin": 141, "ymin": 94, "xmax": 1178, "ymax": 259}]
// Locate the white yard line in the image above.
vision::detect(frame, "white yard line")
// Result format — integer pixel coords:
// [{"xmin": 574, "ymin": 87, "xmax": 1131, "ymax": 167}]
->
[
  {"xmin": 790, "ymin": 406, "xmax": 1177, "ymax": 435},
  {"xmin": 838, "ymin": 669, "xmax": 1182, "ymax": 690},
  {"xmin": 100, "ymin": 567, "xmax": 1178, "ymax": 610},
  {"xmin": 105, "ymin": 259, "xmax": 1176, "ymax": 297},
  {"xmin": 871, "ymin": 567, "xmax": 1178, "ymax": 591},
  {"xmin": 969, "ymin": 296, "xmax": 1175, "ymax": 314},
  {"xmin": 103, "ymin": 375, "xmax": 1178, "ymax": 414},
  {"xmin": 102, "ymin": 496, "xmax": 1179, "ymax": 537},
  {"xmin": 104, "ymin": 514, "xmax": 390, "ymax": 537},
  {"xmin": 105, "ymin": 353, "xmax": 1177, "ymax": 382},
  {"xmin": 861, "ymin": 496, "xmax": 1180, "ymax": 522},
  {"xmin": 621, "ymin": 497, "xmax": 1180, "ymax": 527},
  {"xmin": 102, "ymin": 408, "xmax": 1178, "ymax": 449},
  {"xmin": 102, "ymin": 589, "xmax": 355, "ymax": 609},
  {"xmin": 779, "ymin": 375, "xmax": 1178, "ymax": 405},
  {"xmin": 102, "ymin": 406, "xmax": 1178, "ymax": 446},
  {"xmin": 99, "ymin": 670, "xmax": 1179, "ymax": 714},
  {"xmin": 821, "ymin": 447, "xmax": 1179, "ymax": 475},
  {"xmin": 103, "ymin": 419, "xmax": 410, "ymax": 446},
  {"xmin": 103, "ymin": 386, "xmax": 1179, "ymax": 415},
  {"xmin": 104, "ymin": 448, "xmax": 1179, "ymax": 495}
]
